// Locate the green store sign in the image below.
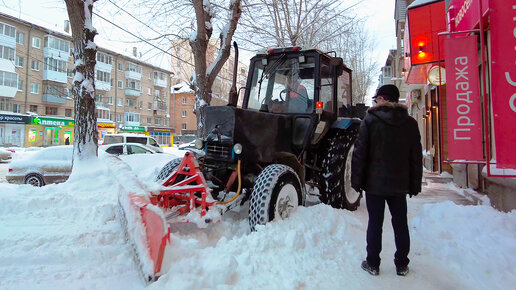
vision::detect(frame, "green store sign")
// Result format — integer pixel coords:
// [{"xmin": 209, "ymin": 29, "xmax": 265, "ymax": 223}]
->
[
  {"xmin": 32, "ymin": 117, "xmax": 74, "ymax": 127},
  {"xmin": 120, "ymin": 126, "xmax": 146, "ymax": 132}
]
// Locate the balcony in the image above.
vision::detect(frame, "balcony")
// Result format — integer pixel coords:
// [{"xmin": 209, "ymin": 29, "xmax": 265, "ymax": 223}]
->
[
  {"xmin": 43, "ymin": 70, "xmax": 68, "ymax": 84},
  {"xmin": 153, "ymin": 100, "xmax": 167, "ymax": 111},
  {"xmin": 43, "ymin": 93, "xmax": 66, "ymax": 104},
  {"xmin": 125, "ymin": 70, "xmax": 142, "ymax": 80},
  {"xmin": 96, "ymin": 81, "xmax": 111, "ymax": 91},
  {"xmin": 125, "ymin": 88, "xmax": 141, "ymax": 97},
  {"xmin": 154, "ymin": 78, "xmax": 167, "ymax": 88}
]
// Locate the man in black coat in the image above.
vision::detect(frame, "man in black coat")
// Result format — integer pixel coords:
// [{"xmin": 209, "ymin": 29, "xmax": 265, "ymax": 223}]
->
[{"xmin": 351, "ymin": 84, "xmax": 422, "ymax": 276}]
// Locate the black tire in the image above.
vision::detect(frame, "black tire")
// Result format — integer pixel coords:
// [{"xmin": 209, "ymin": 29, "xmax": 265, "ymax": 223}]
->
[
  {"xmin": 24, "ymin": 174, "xmax": 44, "ymax": 187},
  {"xmin": 319, "ymin": 130, "xmax": 361, "ymax": 210},
  {"xmin": 249, "ymin": 164, "xmax": 303, "ymax": 231},
  {"xmin": 154, "ymin": 158, "xmax": 182, "ymax": 183}
]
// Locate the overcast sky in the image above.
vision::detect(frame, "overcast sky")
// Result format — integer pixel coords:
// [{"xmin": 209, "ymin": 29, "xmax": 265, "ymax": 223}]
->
[{"xmin": 2, "ymin": 0, "xmax": 396, "ymax": 95}]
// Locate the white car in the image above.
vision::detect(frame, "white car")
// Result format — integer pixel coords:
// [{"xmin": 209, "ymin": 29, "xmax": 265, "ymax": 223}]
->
[
  {"xmin": 0, "ymin": 148, "xmax": 13, "ymax": 161},
  {"xmin": 102, "ymin": 133, "xmax": 163, "ymax": 153},
  {"xmin": 6, "ymin": 146, "xmax": 73, "ymax": 187},
  {"xmin": 99, "ymin": 142, "xmax": 157, "ymax": 156}
]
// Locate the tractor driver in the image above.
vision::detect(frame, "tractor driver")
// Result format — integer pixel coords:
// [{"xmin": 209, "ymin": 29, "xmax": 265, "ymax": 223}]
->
[{"xmin": 286, "ymin": 72, "xmax": 310, "ymax": 113}]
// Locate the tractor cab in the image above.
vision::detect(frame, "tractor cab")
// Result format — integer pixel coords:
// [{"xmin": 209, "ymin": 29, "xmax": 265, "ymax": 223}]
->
[{"xmin": 243, "ymin": 47, "xmax": 353, "ymax": 118}]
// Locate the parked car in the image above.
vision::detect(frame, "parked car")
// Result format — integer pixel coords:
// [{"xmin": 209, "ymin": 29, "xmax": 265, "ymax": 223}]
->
[
  {"xmin": 6, "ymin": 146, "xmax": 73, "ymax": 187},
  {"xmin": 102, "ymin": 133, "xmax": 163, "ymax": 153},
  {"xmin": 0, "ymin": 148, "xmax": 12, "ymax": 161},
  {"xmin": 99, "ymin": 143, "xmax": 157, "ymax": 156}
]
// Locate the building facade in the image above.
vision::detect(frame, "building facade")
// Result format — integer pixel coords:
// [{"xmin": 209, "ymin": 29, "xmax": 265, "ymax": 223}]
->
[{"xmin": 0, "ymin": 11, "xmax": 173, "ymax": 147}]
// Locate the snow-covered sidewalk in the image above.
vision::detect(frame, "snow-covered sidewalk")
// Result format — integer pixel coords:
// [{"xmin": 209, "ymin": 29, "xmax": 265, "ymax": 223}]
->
[{"xmin": 0, "ymin": 154, "xmax": 514, "ymax": 289}]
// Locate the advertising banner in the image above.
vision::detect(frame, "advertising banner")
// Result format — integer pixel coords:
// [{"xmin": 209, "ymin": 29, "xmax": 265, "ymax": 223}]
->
[
  {"xmin": 490, "ymin": 0, "xmax": 516, "ymax": 168},
  {"xmin": 444, "ymin": 35, "xmax": 483, "ymax": 160},
  {"xmin": 449, "ymin": 0, "xmax": 489, "ymax": 32}
]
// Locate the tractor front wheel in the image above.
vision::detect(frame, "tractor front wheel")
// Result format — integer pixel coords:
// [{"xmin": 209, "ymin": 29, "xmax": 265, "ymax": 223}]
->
[{"xmin": 249, "ymin": 164, "xmax": 303, "ymax": 231}]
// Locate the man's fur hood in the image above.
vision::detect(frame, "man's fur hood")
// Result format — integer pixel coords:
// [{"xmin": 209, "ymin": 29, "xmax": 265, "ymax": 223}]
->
[{"xmin": 366, "ymin": 102, "xmax": 410, "ymax": 127}]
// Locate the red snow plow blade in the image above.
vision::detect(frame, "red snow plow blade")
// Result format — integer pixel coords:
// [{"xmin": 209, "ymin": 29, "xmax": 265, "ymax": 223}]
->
[{"xmin": 119, "ymin": 152, "xmax": 216, "ymax": 282}]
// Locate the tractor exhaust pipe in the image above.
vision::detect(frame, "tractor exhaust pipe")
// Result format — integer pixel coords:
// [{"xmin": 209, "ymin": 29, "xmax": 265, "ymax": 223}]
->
[{"xmin": 228, "ymin": 41, "xmax": 239, "ymax": 107}]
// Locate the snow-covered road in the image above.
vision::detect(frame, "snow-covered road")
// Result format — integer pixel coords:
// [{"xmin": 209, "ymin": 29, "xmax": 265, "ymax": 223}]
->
[{"xmin": 0, "ymin": 149, "xmax": 514, "ymax": 290}]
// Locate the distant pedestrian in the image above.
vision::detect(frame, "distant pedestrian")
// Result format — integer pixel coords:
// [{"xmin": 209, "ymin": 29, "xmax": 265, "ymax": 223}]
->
[
  {"xmin": 65, "ymin": 137, "xmax": 70, "ymax": 145},
  {"xmin": 351, "ymin": 84, "xmax": 423, "ymax": 276}
]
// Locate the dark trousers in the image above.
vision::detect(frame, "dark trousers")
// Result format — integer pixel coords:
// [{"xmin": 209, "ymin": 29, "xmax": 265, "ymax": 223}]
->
[{"xmin": 365, "ymin": 193, "xmax": 410, "ymax": 268}]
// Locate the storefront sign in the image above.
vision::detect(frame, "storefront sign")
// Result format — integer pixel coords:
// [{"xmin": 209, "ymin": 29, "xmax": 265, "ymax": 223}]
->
[
  {"xmin": 490, "ymin": 0, "xmax": 516, "ymax": 168},
  {"xmin": 0, "ymin": 114, "xmax": 30, "ymax": 124},
  {"xmin": 444, "ymin": 35, "xmax": 483, "ymax": 160},
  {"xmin": 449, "ymin": 0, "xmax": 488, "ymax": 32},
  {"xmin": 98, "ymin": 122, "xmax": 115, "ymax": 129},
  {"xmin": 147, "ymin": 127, "xmax": 173, "ymax": 133},
  {"xmin": 120, "ymin": 126, "xmax": 146, "ymax": 132},
  {"xmin": 32, "ymin": 117, "xmax": 74, "ymax": 127}
]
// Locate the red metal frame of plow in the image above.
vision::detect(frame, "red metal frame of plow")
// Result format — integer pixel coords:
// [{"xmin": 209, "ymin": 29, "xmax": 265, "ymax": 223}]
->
[
  {"xmin": 129, "ymin": 152, "xmax": 215, "ymax": 281},
  {"xmin": 152, "ymin": 152, "xmax": 216, "ymax": 217}
]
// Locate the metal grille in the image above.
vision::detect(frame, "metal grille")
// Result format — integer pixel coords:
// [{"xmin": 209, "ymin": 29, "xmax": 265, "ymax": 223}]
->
[{"xmin": 206, "ymin": 142, "xmax": 231, "ymax": 159}]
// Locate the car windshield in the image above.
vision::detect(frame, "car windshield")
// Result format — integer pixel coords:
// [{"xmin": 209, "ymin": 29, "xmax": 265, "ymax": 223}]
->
[{"xmin": 247, "ymin": 55, "xmax": 315, "ymax": 113}]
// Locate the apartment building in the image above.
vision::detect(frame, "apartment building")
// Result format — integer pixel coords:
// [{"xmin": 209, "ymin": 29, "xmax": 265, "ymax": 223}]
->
[
  {"xmin": 0, "ymin": 10, "xmax": 173, "ymax": 146},
  {"xmin": 170, "ymin": 38, "xmax": 248, "ymax": 104}
]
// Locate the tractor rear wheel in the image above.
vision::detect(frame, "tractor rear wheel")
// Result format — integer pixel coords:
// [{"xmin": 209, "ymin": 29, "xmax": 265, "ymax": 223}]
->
[
  {"xmin": 249, "ymin": 164, "xmax": 302, "ymax": 231},
  {"xmin": 319, "ymin": 130, "xmax": 361, "ymax": 210}
]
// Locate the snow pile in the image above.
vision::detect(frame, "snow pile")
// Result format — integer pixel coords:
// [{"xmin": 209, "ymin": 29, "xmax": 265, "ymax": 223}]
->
[{"xmin": 412, "ymin": 201, "xmax": 516, "ymax": 290}]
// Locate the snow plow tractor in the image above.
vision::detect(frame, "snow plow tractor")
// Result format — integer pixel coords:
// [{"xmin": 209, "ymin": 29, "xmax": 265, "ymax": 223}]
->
[{"xmin": 118, "ymin": 45, "xmax": 364, "ymax": 282}]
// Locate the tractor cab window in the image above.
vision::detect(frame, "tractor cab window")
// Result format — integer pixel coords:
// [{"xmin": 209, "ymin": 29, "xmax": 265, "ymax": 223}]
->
[
  {"xmin": 247, "ymin": 55, "xmax": 315, "ymax": 114},
  {"xmin": 320, "ymin": 57, "xmax": 334, "ymax": 113}
]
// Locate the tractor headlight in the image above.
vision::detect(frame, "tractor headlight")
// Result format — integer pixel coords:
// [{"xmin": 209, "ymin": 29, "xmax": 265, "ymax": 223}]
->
[
  {"xmin": 194, "ymin": 138, "xmax": 204, "ymax": 149},
  {"xmin": 233, "ymin": 143, "xmax": 243, "ymax": 155}
]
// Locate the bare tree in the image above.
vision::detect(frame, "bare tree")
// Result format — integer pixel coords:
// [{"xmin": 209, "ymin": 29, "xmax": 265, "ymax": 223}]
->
[
  {"xmin": 190, "ymin": 0, "xmax": 242, "ymax": 130},
  {"xmin": 65, "ymin": 0, "xmax": 98, "ymax": 161},
  {"xmin": 337, "ymin": 24, "xmax": 378, "ymax": 104},
  {"xmin": 238, "ymin": 0, "xmax": 357, "ymax": 48}
]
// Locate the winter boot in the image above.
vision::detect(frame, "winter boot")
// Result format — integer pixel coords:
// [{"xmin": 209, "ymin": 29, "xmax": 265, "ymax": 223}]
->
[
  {"xmin": 396, "ymin": 265, "xmax": 409, "ymax": 276},
  {"xmin": 361, "ymin": 260, "xmax": 379, "ymax": 276}
]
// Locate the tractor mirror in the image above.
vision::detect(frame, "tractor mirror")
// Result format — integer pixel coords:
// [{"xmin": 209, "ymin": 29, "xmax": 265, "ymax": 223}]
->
[{"xmin": 330, "ymin": 57, "xmax": 344, "ymax": 76}]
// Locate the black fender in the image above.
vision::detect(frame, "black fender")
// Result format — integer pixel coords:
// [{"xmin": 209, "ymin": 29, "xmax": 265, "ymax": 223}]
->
[{"xmin": 271, "ymin": 151, "xmax": 306, "ymax": 205}]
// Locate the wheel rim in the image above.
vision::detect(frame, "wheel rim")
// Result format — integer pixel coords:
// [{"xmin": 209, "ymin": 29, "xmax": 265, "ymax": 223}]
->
[
  {"xmin": 344, "ymin": 145, "xmax": 360, "ymax": 204},
  {"xmin": 274, "ymin": 183, "xmax": 299, "ymax": 220},
  {"xmin": 26, "ymin": 175, "xmax": 42, "ymax": 187}
]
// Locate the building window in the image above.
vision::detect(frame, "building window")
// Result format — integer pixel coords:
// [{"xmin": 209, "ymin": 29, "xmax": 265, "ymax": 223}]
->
[
  {"xmin": 45, "ymin": 107, "xmax": 58, "ymax": 115},
  {"xmin": 147, "ymin": 117, "xmax": 151, "ymax": 124},
  {"xmin": 15, "ymin": 55, "xmax": 23, "ymax": 67},
  {"xmin": 12, "ymin": 103, "xmax": 20, "ymax": 113},
  {"xmin": 29, "ymin": 105, "xmax": 37, "ymax": 113},
  {"xmin": 67, "ymin": 68, "xmax": 73, "ymax": 78},
  {"xmin": 148, "ymin": 102, "xmax": 151, "ymax": 110},
  {"xmin": 0, "ymin": 23, "xmax": 16, "ymax": 38},
  {"xmin": 107, "ymin": 97, "xmax": 113, "ymax": 105},
  {"xmin": 32, "ymin": 37, "xmax": 41, "ymax": 49},
  {"xmin": 126, "ymin": 62, "xmax": 142, "ymax": 73},
  {"xmin": 30, "ymin": 83, "xmax": 39, "ymax": 94},
  {"xmin": 155, "ymin": 118, "xmax": 161, "ymax": 125},
  {"xmin": 0, "ymin": 45, "xmax": 15, "ymax": 61},
  {"xmin": 182, "ymin": 110, "xmax": 186, "ymax": 117},
  {"xmin": 124, "ymin": 112, "xmax": 140, "ymax": 123},
  {"xmin": 44, "ymin": 58, "xmax": 66, "ymax": 73},
  {"xmin": 117, "ymin": 80, "xmax": 123, "ymax": 89},
  {"xmin": 31, "ymin": 60, "xmax": 40, "ymax": 71},
  {"xmin": 126, "ymin": 78, "xmax": 141, "ymax": 91},
  {"xmin": 44, "ymin": 36, "xmax": 70, "ymax": 52},
  {"xmin": 148, "ymin": 72, "xmax": 152, "ymax": 80},
  {"xmin": 182, "ymin": 123, "xmax": 187, "ymax": 130},
  {"xmin": 16, "ymin": 32, "xmax": 24, "ymax": 44},
  {"xmin": 126, "ymin": 99, "xmax": 134, "ymax": 106},
  {"xmin": 148, "ymin": 88, "xmax": 151, "ymax": 95},
  {"xmin": 0, "ymin": 71, "xmax": 17, "ymax": 88},
  {"xmin": 118, "ymin": 63, "xmax": 123, "ymax": 71},
  {"xmin": 117, "ymin": 98, "xmax": 123, "ymax": 106},
  {"xmin": 155, "ymin": 90, "xmax": 161, "ymax": 97},
  {"xmin": 117, "ymin": 114, "xmax": 121, "ymax": 122},
  {"xmin": 182, "ymin": 97, "xmax": 187, "ymax": 104},
  {"xmin": 65, "ymin": 108, "xmax": 72, "ymax": 117},
  {"xmin": 96, "ymin": 52, "xmax": 112, "ymax": 65},
  {"xmin": 17, "ymin": 80, "xmax": 23, "ymax": 91},
  {"xmin": 177, "ymin": 71, "xmax": 181, "ymax": 76},
  {"xmin": 95, "ymin": 70, "xmax": 111, "ymax": 83},
  {"xmin": 163, "ymin": 119, "xmax": 168, "ymax": 127}
]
